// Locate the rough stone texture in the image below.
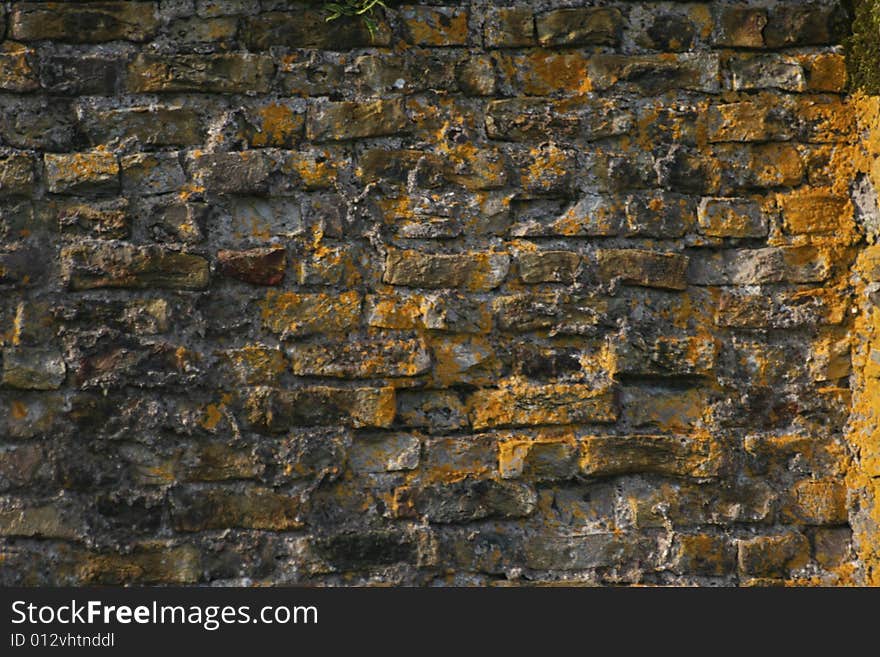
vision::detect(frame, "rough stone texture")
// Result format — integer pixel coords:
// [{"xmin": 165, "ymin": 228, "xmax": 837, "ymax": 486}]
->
[{"xmin": 0, "ymin": 0, "xmax": 874, "ymax": 588}]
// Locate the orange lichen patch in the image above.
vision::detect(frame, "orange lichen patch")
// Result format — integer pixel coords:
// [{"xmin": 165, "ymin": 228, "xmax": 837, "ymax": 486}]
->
[
  {"xmin": 518, "ymin": 50, "xmax": 592, "ymax": 96},
  {"xmin": 801, "ymin": 53, "xmax": 847, "ymax": 92},
  {"xmin": 521, "ymin": 143, "xmax": 571, "ymax": 191},
  {"xmin": 249, "ymin": 103, "xmax": 304, "ymax": 147},
  {"xmin": 777, "ymin": 187, "xmax": 854, "ymax": 236},
  {"xmin": 200, "ymin": 404, "xmax": 224, "ymax": 431},
  {"xmin": 10, "ymin": 400, "xmax": 28, "ymax": 420},
  {"xmin": 260, "ymin": 289, "xmax": 362, "ymax": 336},
  {"xmin": 364, "ymin": 293, "xmax": 424, "ymax": 330},
  {"xmin": 280, "ymin": 150, "xmax": 338, "ymax": 190}
]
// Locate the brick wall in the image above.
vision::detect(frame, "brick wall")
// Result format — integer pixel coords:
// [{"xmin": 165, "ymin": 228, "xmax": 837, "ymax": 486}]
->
[{"xmin": 0, "ymin": 0, "xmax": 874, "ymax": 586}]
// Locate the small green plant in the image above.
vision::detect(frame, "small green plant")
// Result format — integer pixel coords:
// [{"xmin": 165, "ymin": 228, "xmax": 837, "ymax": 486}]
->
[{"xmin": 322, "ymin": 0, "xmax": 388, "ymax": 38}]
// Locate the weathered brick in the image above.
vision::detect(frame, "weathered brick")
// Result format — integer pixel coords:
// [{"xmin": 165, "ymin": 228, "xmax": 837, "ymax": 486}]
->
[
  {"xmin": 499, "ymin": 438, "xmax": 580, "ymax": 481},
  {"xmin": 716, "ymin": 288, "xmax": 845, "ymax": 329},
  {"xmin": 397, "ymin": 479, "xmax": 537, "ymax": 523},
  {"xmin": 730, "ymin": 55, "xmax": 806, "ymax": 92},
  {"xmin": 469, "ymin": 383, "xmax": 617, "ymax": 430},
  {"xmin": 260, "ymin": 290, "xmax": 361, "ymax": 337},
  {"xmin": 484, "ymin": 7, "xmax": 535, "ymax": 48},
  {"xmin": 287, "ymin": 336, "xmax": 431, "ymax": 378},
  {"xmin": 671, "ymin": 534, "xmax": 737, "ymax": 576},
  {"xmin": 707, "ymin": 102, "xmax": 794, "ymax": 143},
  {"xmin": 10, "ymin": 2, "xmax": 160, "ymax": 43},
  {"xmin": 0, "ymin": 43, "xmax": 38, "ymax": 92},
  {"xmin": 493, "ymin": 291, "xmax": 608, "ymax": 335},
  {"xmin": 713, "ymin": 7, "xmax": 768, "ymax": 48},
  {"xmin": 383, "ymin": 249, "xmax": 509, "ymax": 292},
  {"xmin": 738, "ymin": 533, "xmax": 810, "ymax": 578},
  {"xmin": 0, "ymin": 151, "xmax": 35, "ymax": 197},
  {"xmin": 348, "ymin": 433, "xmax": 421, "ymax": 473},
  {"xmin": 2, "ymin": 348, "xmax": 66, "ymax": 390},
  {"xmin": 191, "ymin": 151, "xmax": 271, "ymax": 195},
  {"xmin": 306, "ymin": 99, "xmax": 409, "ymax": 142},
  {"xmin": 536, "ymin": 8, "xmax": 623, "ymax": 47},
  {"xmin": 400, "ymin": 6, "xmax": 469, "ymax": 46},
  {"xmin": 615, "ymin": 335, "xmax": 716, "ymax": 377},
  {"xmin": 580, "ymin": 434, "xmax": 722, "ymax": 479},
  {"xmin": 778, "ymin": 188, "xmax": 853, "ymax": 235},
  {"xmin": 243, "ymin": 11, "xmax": 390, "ymax": 50},
  {"xmin": 516, "ymin": 251, "xmax": 581, "ymax": 284},
  {"xmin": 0, "ymin": 505, "xmax": 82, "ymax": 540},
  {"xmin": 217, "ymin": 247, "xmax": 286, "ymax": 286},
  {"xmin": 171, "ymin": 487, "xmax": 302, "ymax": 532},
  {"xmin": 396, "ymin": 390, "xmax": 467, "ymax": 432},
  {"xmin": 83, "ymin": 107, "xmax": 202, "ymax": 147},
  {"xmin": 597, "ymin": 249, "xmax": 688, "ymax": 291},
  {"xmin": 61, "ymin": 243, "xmax": 210, "ymax": 290},
  {"xmin": 121, "ymin": 152, "xmax": 186, "ymax": 196},
  {"xmin": 588, "ymin": 53, "xmax": 720, "ymax": 94},
  {"xmin": 74, "ymin": 545, "xmax": 201, "ymax": 585},
  {"xmin": 127, "ymin": 54, "xmax": 274, "ymax": 93},
  {"xmin": 45, "ymin": 152, "xmax": 120, "ymax": 195},
  {"xmin": 783, "ymin": 479, "xmax": 848, "ymax": 525},
  {"xmin": 697, "ymin": 198, "xmax": 768, "ymax": 238},
  {"xmin": 245, "ymin": 385, "xmax": 395, "ymax": 432},
  {"xmin": 40, "ymin": 54, "xmax": 122, "ymax": 95}
]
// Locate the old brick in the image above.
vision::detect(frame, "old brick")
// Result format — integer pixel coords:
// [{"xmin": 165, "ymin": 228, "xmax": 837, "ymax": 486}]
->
[
  {"xmin": 260, "ymin": 290, "xmax": 361, "ymax": 337},
  {"xmin": 83, "ymin": 107, "xmax": 202, "ymax": 147},
  {"xmin": 171, "ymin": 487, "xmax": 302, "ymax": 532},
  {"xmin": 588, "ymin": 53, "xmax": 720, "ymax": 94},
  {"xmin": 400, "ymin": 478, "xmax": 537, "ymax": 523},
  {"xmin": 0, "ymin": 151, "xmax": 35, "ymax": 197},
  {"xmin": 62, "ymin": 243, "xmax": 210, "ymax": 290},
  {"xmin": 245, "ymin": 385, "xmax": 395, "ymax": 432},
  {"xmin": 243, "ymin": 11, "xmax": 390, "ymax": 50},
  {"xmin": 2, "ymin": 348, "xmax": 66, "ymax": 390},
  {"xmin": 716, "ymin": 288, "xmax": 844, "ymax": 329},
  {"xmin": 191, "ymin": 151, "xmax": 271, "ymax": 195},
  {"xmin": 121, "ymin": 153, "xmax": 186, "ymax": 196},
  {"xmin": 707, "ymin": 102, "xmax": 794, "ymax": 143},
  {"xmin": 74, "ymin": 545, "xmax": 201, "ymax": 585},
  {"xmin": 217, "ymin": 346, "xmax": 286, "ymax": 386},
  {"xmin": 778, "ymin": 188, "xmax": 853, "ymax": 235},
  {"xmin": 697, "ymin": 198, "xmax": 768, "ymax": 238},
  {"xmin": 10, "ymin": 2, "xmax": 159, "ymax": 42},
  {"xmin": 0, "ymin": 43, "xmax": 38, "ymax": 92},
  {"xmin": 499, "ymin": 439, "xmax": 579, "ymax": 481},
  {"xmin": 288, "ymin": 336, "xmax": 431, "ymax": 378},
  {"xmin": 400, "ymin": 6, "xmax": 469, "ymax": 47},
  {"xmin": 516, "ymin": 251, "xmax": 581, "ymax": 284},
  {"xmin": 469, "ymin": 383, "xmax": 617, "ymax": 430},
  {"xmin": 217, "ymin": 247, "xmax": 286, "ymax": 286},
  {"xmin": 396, "ymin": 390, "xmax": 467, "ymax": 432},
  {"xmin": 615, "ymin": 335, "xmax": 716, "ymax": 377},
  {"xmin": 597, "ymin": 249, "xmax": 688, "ymax": 291},
  {"xmin": 524, "ymin": 532, "xmax": 640, "ymax": 571},
  {"xmin": 624, "ymin": 193, "xmax": 696, "ymax": 238},
  {"xmin": 494, "ymin": 291, "xmax": 608, "ymax": 335},
  {"xmin": 484, "ymin": 7, "xmax": 535, "ymax": 48},
  {"xmin": 764, "ymin": 4, "xmax": 849, "ymax": 48},
  {"xmin": 486, "ymin": 98, "xmax": 632, "ymax": 142},
  {"xmin": 738, "ymin": 533, "xmax": 810, "ymax": 578},
  {"xmin": 384, "ymin": 249, "xmax": 509, "ymax": 292},
  {"xmin": 671, "ymin": 534, "xmax": 737, "ymax": 576},
  {"xmin": 784, "ymin": 479, "xmax": 848, "ymax": 525},
  {"xmin": 536, "ymin": 8, "xmax": 622, "ymax": 47},
  {"xmin": 713, "ymin": 7, "xmax": 768, "ymax": 48},
  {"xmin": 306, "ymin": 99, "xmax": 409, "ymax": 142},
  {"xmin": 45, "ymin": 152, "xmax": 119, "ymax": 195},
  {"xmin": 40, "ymin": 54, "xmax": 121, "ymax": 95},
  {"xmin": 730, "ymin": 55, "xmax": 806, "ymax": 92},
  {"xmin": 581, "ymin": 434, "xmax": 721, "ymax": 478},
  {"xmin": 0, "ymin": 505, "xmax": 82, "ymax": 539},
  {"xmin": 348, "ymin": 433, "xmax": 420, "ymax": 473},
  {"xmin": 127, "ymin": 54, "xmax": 274, "ymax": 94}
]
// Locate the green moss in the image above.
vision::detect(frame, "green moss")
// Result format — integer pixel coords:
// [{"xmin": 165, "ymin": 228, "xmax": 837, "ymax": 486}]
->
[{"xmin": 846, "ymin": 0, "xmax": 880, "ymax": 94}]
